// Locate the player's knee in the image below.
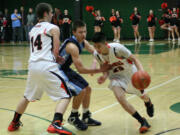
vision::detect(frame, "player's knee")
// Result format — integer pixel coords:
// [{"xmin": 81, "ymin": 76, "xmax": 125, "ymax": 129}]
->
[
  {"xmin": 85, "ymin": 86, "xmax": 92, "ymax": 94},
  {"xmin": 23, "ymin": 96, "xmax": 30, "ymax": 103},
  {"xmin": 117, "ymin": 96, "xmax": 126, "ymax": 105}
]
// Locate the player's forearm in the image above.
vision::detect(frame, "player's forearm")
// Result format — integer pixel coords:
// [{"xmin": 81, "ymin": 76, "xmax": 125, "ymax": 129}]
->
[
  {"xmin": 77, "ymin": 66, "xmax": 102, "ymax": 74},
  {"xmin": 53, "ymin": 43, "xmax": 60, "ymax": 60},
  {"xmin": 103, "ymin": 72, "xmax": 109, "ymax": 78},
  {"xmin": 134, "ymin": 58, "xmax": 144, "ymax": 71}
]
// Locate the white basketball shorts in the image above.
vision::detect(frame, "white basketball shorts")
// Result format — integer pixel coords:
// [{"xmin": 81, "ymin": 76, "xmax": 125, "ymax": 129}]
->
[{"xmin": 24, "ymin": 61, "xmax": 72, "ymax": 101}]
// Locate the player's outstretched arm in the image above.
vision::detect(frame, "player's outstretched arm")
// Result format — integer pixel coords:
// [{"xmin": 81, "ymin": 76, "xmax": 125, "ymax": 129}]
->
[
  {"xmin": 84, "ymin": 40, "xmax": 95, "ymax": 54},
  {"xmin": 128, "ymin": 54, "xmax": 144, "ymax": 71},
  {"xmin": 66, "ymin": 43, "xmax": 110, "ymax": 74}
]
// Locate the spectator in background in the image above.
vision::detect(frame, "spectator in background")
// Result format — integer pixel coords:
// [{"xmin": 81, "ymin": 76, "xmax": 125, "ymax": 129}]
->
[
  {"xmin": 147, "ymin": 10, "xmax": 157, "ymax": 42},
  {"xmin": 109, "ymin": 9, "xmax": 116, "ymax": 41},
  {"xmin": 4, "ymin": 8, "xmax": 12, "ymax": 42},
  {"xmin": 52, "ymin": 8, "xmax": 59, "ymax": 26},
  {"xmin": 130, "ymin": 7, "xmax": 141, "ymax": 43},
  {"xmin": 0, "ymin": 11, "xmax": 3, "ymax": 43},
  {"xmin": 170, "ymin": 8, "xmax": 180, "ymax": 41},
  {"xmin": 114, "ymin": 10, "xmax": 123, "ymax": 43},
  {"xmin": 62, "ymin": 9, "xmax": 71, "ymax": 41},
  {"xmin": 20, "ymin": 6, "xmax": 27, "ymax": 41},
  {"xmin": 52, "ymin": 8, "xmax": 63, "ymax": 41},
  {"xmin": 11, "ymin": 9, "xmax": 21, "ymax": 43},
  {"xmin": 160, "ymin": 10, "xmax": 171, "ymax": 40},
  {"xmin": 94, "ymin": 9, "xmax": 105, "ymax": 33},
  {"xmin": 26, "ymin": 8, "xmax": 35, "ymax": 41}
]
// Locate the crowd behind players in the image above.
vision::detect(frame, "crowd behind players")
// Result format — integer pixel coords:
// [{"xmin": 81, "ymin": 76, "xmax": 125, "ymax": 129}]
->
[
  {"xmin": 86, "ymin": 1, "xmax": 180, "ymax": 43},
  {"xmin": 0, "ymin": 7, "xmax": 72, "ymax": 43},
  {"xmin": 0, "ymin": 1, "xmax": 179, "ymax": 44}
]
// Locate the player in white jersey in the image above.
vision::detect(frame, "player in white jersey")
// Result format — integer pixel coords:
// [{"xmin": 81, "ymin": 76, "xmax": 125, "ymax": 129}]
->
[
  {"xmin": 92, "ymin": 32, "xmax": 154, "ymax": 134},
  {"xmin": 8, "ymin": 3, "xmax": 72, "ymax": 135}
]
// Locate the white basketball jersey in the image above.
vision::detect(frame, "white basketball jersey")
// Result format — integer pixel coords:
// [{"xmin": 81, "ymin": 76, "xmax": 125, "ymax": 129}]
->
[
  {"xmin": 94, "ymin": 43, "xmax": 136, "ymax": 78},
  {"xmin": 29, "ymin": 22, "xmax": 59, "ymax": 63}
]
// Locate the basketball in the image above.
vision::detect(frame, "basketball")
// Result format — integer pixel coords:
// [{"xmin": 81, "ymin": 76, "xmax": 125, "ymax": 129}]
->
[{"xmin": 131, "ymin": 71, "xmax": 151, "ymax": 90}]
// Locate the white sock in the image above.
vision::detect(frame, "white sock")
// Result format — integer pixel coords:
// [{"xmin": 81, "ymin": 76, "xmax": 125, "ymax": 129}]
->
[
  {"xmin": 83, "ymin": 108, "xmax": 89, "ymax": 113},
  {"xmin": 71, "ymin": 108, "xmax": 78, "ymax": 113}
]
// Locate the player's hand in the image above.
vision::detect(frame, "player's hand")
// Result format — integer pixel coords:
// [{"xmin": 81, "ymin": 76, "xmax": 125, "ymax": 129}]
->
[
  {"xmin": 56, "ymin": 56, "xmax": 65, "ymax": 64},
  {"xmin": 100, "ymin": 63, "xmax": 112, "ymax": 72},
  {"xmin": 97, "ymin": 76, "xmax": 106, "ymax": 84}
]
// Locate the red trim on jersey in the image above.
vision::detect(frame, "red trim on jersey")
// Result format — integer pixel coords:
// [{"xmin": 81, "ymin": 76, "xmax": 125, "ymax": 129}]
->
[
  {"xmin": 60, "ymin": 83, "xmax": 68, "ymax": 94},
  {"xmin": 116, "ymin": 56, "xmax": 123, "ymax": 60},
  {"xmin": 43, "ymin": 28, "xmax": 47, "ymax": 35},
  {"xmin": 127, "ymin": 59, "xmax": 133, "ymax": 64},
  {"xmin": 35, "ymin": 25, "xmax": 41, "ymax": 27},
  {"xmin": 106, "ymin": 43, "xmax": 110, "ymax": 48}
]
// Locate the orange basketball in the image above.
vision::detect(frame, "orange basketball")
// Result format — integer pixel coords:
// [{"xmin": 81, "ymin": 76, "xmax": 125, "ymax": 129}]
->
[{"xmin": 131, "ymin": 71, "xmax": 151, "ymax": 90}]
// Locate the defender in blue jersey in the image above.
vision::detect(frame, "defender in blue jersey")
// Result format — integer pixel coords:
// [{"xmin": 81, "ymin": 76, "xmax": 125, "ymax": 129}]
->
[{"xmin": 58, "ymin": 20, "xmax": 110, "ymax": 130}]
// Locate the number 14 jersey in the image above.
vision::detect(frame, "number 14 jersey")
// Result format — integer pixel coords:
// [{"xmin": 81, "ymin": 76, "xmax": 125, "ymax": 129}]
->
[{"xmin": 29, "ymin": 22, "xmax": 59, "ymax": 63}]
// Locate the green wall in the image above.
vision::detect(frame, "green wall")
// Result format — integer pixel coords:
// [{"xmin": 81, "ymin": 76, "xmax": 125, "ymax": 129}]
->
[
  {"xmin": 3, "ymin": 0, "xmax": 165, "ymax": 40},
  {"xmin": 3, "ymin": 0, "xmax": 74, "ymax": 20}
]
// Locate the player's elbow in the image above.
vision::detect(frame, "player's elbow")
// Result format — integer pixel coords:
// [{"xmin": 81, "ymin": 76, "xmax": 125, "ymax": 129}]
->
[
  {"xmin": 76, "ymin": 67, "xmax": 86, "ymax": 74},
  {"xmin": 77, "ymin": 69, "xmax": 85, "ymax": 74}
]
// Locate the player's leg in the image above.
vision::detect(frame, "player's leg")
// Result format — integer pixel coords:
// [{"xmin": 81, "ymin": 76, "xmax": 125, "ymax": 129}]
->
[
  {"xmin": 8, "ymin": 68, "xmax": 36, "ymax": 132},
  {"xmin": 48, "ymin": 98, "xmax": 72, "ymax": 135},
  {"xmin": 64, "ymin": 69, "xmax": 88, "ymax": 130},
  {"xmin": 139, "ymin": 93, "xmax": 154, "ymax": 117},
  {"xmin": 82, "ymin": 86, "xmax": 101, "ymax": 126},
  {"xmin": 8, "ymin": 97, "xmax": 29, "ymax": 131},
  {"xmin": 68, "ymin": 90, "xmax": 88, "ymax": 130},
  {"xmin": 112, "ymin": 86, "xmax": 151, "ymax": 133},
  {"xmin": 45, "ymin": 70, "xmax": 72, "ymax": 135}
]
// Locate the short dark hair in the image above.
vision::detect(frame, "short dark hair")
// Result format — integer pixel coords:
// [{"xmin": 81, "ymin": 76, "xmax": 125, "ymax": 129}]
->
[
  {"xmin": 36, "ymin": 3, "xmax": 52, "ymax": 19},
  {"xmin": 92, "ymin": 32, "xmax": 106, "ymax": 43},
  {"xmin": 72, "ymin": 20, "xmax": 86, "ymax": 31}
]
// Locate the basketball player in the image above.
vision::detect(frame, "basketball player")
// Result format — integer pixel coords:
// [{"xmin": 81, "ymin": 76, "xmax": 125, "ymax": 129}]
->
[
  {"xmin": 92, "ymin": 32, "xmax": 154, "ymax": 133},
  {"xmin": 58, "ymin": 20, "xmax": 110, "ymax": 130},
  {"xmin": 130, "ymin": 7, "xmax": 141, "ymax": 43},
  {"xmin": 8, "ymin": 3, "xmax": 72, "ymax": 135}
]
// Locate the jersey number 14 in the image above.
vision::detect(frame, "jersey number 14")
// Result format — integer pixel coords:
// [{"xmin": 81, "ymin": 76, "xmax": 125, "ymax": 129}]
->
[{"xmin": 31, "ymin": 34, "xmax": 42, "ymax": 52}]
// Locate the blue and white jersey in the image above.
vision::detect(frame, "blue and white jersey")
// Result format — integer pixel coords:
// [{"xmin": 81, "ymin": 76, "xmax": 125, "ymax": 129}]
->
[{"xmin": 59, "ymin": 36, "xmax": 85, "ymax": 70}]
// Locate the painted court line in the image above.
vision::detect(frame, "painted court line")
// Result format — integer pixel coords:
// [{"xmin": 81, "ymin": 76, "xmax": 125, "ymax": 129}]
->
[{"xmin": 64, "ymin": 75, "xmax": 180, "ymax": 127}]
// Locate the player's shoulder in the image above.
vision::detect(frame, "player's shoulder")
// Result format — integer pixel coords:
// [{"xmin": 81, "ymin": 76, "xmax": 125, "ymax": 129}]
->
[
  {"xmin": 108, "ymin": 42, "xmax": 130, "ymax": 54},
  {"xmin": 66, "ymin": 42, "xmax": 79, "ymax": 52},
  {"xmin": 108, "ymin": 42, "xmax": 125, "ymax": 49},
  {"xmin": 44, "ymin": 22, "xmax": 59, "ymax": 30}
]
